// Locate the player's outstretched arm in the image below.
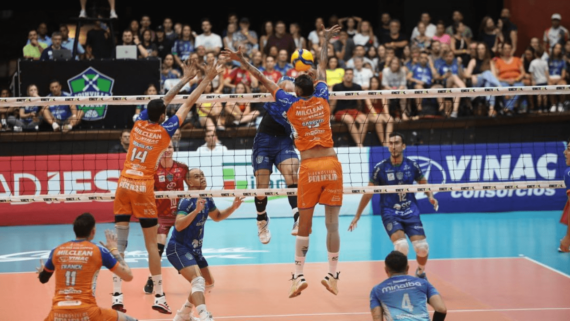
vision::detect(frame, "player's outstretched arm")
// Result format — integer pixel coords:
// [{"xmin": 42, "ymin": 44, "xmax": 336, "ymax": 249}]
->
[
  {"xmin": 349, "ymin": 182, "xmax": 375, "ymax": 231},
  {"xmin": 209, "ymin": 197, "xmax": 244, "ymax": 222},
  {"xmin": 221, "ymin": 47, "xmax": 278, "ymax": 94},
  {"xmin": 428, "ymin": 294, "xmax": 447, "ymax": 320},
  {"xmin": 100, "ymin": 230, "xmax": 133, "ymax": 281},
  {"xmin": 418, "ymin": 177, "xmax": 438, "ymax": 211},
  {"xmin": 162, "ymin": 59, "xmax": 198, "ymax": 106},
  {"xmin": 316, "ymin": 24, "xmax": 341, "ymax": 82},
  {"xmin": 175, "ymin": 60, "xmax": 223, "ymax": 122}
]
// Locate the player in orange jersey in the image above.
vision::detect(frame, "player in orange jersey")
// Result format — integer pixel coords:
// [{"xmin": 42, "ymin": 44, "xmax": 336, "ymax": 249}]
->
[
  {"xmin": 112, "ymin": 59, "xmax": 223, "ymax": 314},
  {"xmin": 223, "ymin": 24, "xmax": 343, "ymax": 298},
  {"xmin": 37, "ymin": 213, "xmax": 137, "ymax": 321}
]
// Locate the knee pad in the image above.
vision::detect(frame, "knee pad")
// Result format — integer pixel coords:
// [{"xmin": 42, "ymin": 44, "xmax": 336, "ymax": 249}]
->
[
  {"xmin": 115, "ymin": 224, "xmax": 130, "ymax": 253},
  {"xmin": 412, "ymin": 239, "xmax": 429, "ymax": 257},
  {"xmin": 393, "ymin": 238, "xmax": 409, "ymax": 256},
  {"xmin": 191, "ymin": 276, "xmax": 206, "ymax": 294}
]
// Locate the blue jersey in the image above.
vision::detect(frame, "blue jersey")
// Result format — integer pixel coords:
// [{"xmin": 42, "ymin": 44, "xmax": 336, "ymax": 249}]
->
[
  {"xmin": 548, "ymin": 58, "xmax": 566, "ymax": 76},
  {"xmin": 171, "ymin": 198, "xmax": 217, "ymax": 249},
  {"xmin": 405, "ymin": 61, "xmax": 417, "ymax": 72},
  {"xmin": 370, "ymin": 275, "xmax": 439, "ymax": 321},
  {"xmin": 371, "ymin": 158, "xmax": 424, "ymax": 216},
  {"xmin": 136, "ymin": 108, "xmax": 180, "ymax": 137},
  {"xmin": 47, "ymin": 92, "xmax": 73, "ymax": 121},
  {"xmin": 262, "ymin": 102, "xmax": 293, "ymax": 135},
  {"xmin": 21, "ymin": 106, "xmax": 41, "ymax": 124},
  {"xmin": 410, "ymin": 65, "xmax": 433, "ymax": 86},
  {"xmin": 565, "ymin": 167, "xmax": 570, "ymax": 195},
  {"xmin": 433, "ymin": 58, "xmax": 446, "ymax": 72},
  {"xmin": 172, "ymin": 40, "xmax": 194, "ymax": 60},
  {"xmin": 274, "ymin": 63, "xmax": 293, "ymax": 75},
  {"xmin": 438, "ymin": 60, "xmax": 460, "ymax": 76}
]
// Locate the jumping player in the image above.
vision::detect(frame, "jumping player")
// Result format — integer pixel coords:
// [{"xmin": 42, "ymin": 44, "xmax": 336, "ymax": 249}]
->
[
  {"xmin": 112, "ymin": 59, "xmax": 222, "ymax": 314},
  {"xmin": 252, "ymin": 76, "xmax": 300, "ymax": 244},
  {"xmin": 559, "ymin": 140, "xmax": 570, "ymax": 252},
  {"xmin": 37, "ymin": 213, "xmax": 138, "ymax": 321},
  {"xmin": 223, "ymin": 23, "xmax": 344, "ymax": 298},
  {"xmin": 144, "ymin": 140, "xmax": 190, "ymax": 294},
  {"xmin": 350, "ymin": 132, "xmax": 438, "ymax": 279},
  {"xmin": 168, "ymin": 168, "xmax": 244, "ymax": 321}
]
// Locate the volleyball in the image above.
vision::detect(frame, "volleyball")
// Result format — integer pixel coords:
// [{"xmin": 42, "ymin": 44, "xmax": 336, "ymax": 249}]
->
[{"xmin": 291, "ymin": 49, "xmax": 314, "ymax": 72}]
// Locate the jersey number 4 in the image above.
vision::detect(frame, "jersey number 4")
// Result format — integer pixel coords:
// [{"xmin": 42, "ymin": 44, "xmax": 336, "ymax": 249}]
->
[
  {"xmin": 401, "ymin": 293, "xmax": 413, "ymax": 312},
  {"xmin": 131, "ymin": 147, "xmax": 149, "ymax": 163}
]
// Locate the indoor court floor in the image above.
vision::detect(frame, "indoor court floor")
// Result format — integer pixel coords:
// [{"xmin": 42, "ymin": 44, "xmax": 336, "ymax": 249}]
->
[{"xmin": 1, "ymin": 211, "xmax": 570, "ymax": 321}]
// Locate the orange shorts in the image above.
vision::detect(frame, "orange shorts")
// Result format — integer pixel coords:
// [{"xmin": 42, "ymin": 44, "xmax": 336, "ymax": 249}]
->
[
  {"xmin": 113, "ymin": 177, "xmax": 157, "ymax": 219},
  {"xmin": 334, "ymin": 109, "xmax": 363, "ymax": 122},
  {"xmin": 298, "ymin": 156, "xmax": 343, "ymax": 209},
  {"xmin": 45, "ymin": 306, "xmax": 118, "ymax": 321}
]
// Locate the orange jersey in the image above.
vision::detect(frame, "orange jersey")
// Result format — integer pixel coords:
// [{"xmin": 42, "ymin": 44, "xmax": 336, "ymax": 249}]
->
[
  {"xmin": 122, "ymin": 110, "xmax": 181, "ymax": 180},
  {"xmin": 43, "ymin": 240, "xmax": 118, "ymax": 310},
  {"xmin": 154, "ymin": 161, "xmax": 189, "ymax": 217},
  {"xmin": 273, "ymin": 81, "xmax": 334, "ymax": 152}
]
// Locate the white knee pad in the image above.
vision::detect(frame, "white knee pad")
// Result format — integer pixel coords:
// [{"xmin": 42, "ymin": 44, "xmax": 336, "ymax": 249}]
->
[
  {"xmin": 393, "ymin": 238, "xmax": 409, "ymax": 255},
  {"xmin": 191, "ymin": 276, "xmax": 206, "ymax": 294},
  {"xmin": 412, "ymin": 239, "xmax": 429, "ymax": 257}
]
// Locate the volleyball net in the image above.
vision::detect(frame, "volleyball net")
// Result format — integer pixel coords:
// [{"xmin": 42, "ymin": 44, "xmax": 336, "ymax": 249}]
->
[{"xmin": 0, "ymin": 85, "xmax": 568, "ymax": 220}]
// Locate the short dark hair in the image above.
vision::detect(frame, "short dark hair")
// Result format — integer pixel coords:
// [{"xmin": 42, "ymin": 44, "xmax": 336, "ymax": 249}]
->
[
  {"xmin": 147, "ymin": 99, "xmax": 166, "ymax": 122},
  {"xmin": 344, "ymin": 68, "xmax": 354, "ymax": 74},
  {"xmin": 51, "ymin": 31, "xmax": 62, "ymax": 38},
  {"xmin": 73, "ymin": 213, "xmax": 96, "ymax": 238},
  {"xmin": 49, "ymin": 79, "xmax": 60, "ymax": 86},
  {"xmin": 201, "ymin": 18, "xmax": 211, "ymax": 24},
  {"xmin": 294, "ymin": 74, "xmax": 314, "ymax": 97},
  {"xmin": 385, "ymin": 251, "xmax": 408, "ymax": 273},
  {"xmin": 389, "ymin": 132, "xmax": 405, "ymax": 143}
]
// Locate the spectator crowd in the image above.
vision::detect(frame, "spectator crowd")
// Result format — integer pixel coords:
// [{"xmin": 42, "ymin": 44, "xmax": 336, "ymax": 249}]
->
[{"xmin": 2, "ymin": 9, "xmax": 570, "ymax": 147}]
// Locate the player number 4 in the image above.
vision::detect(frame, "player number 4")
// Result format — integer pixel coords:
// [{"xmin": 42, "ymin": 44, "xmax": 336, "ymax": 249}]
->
[
  {"xmin": 401, "ymin": 293, "xmax": 413, "ymax": 312},
  {"xmin": 65, "ymin": 270, "xmax": 77, "ymax": 286},
  {"xmin": 130, "ymin": 147, "xmax": 148, "ymax": 163}
]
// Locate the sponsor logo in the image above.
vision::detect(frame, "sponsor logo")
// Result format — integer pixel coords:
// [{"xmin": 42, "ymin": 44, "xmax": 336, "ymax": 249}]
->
[
  {"xmin": 58, "ymin": 288, "xmax": 83, "ymax": 295},
  {"xmin": 381, "ymin": 281, "xmax": 423, "ymax": 293},
  {"xmin": 67, "ymin": 67, "xmax": 114, "ymax": 121},
  {"xmin": 112, "ymin": 97, "xmax": 127, "ymax": 101}
]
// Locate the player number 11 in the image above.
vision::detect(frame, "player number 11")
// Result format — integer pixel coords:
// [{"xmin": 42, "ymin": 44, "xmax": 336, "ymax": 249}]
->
[{"xmin": 65, "ymin": 270, "xmax": 77, "ymax": 286}]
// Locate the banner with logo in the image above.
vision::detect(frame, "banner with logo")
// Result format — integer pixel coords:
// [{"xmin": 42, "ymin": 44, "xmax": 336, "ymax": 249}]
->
[{"xmin": 368, "ymin": 142, "xmax": 568, "ymax": 214}]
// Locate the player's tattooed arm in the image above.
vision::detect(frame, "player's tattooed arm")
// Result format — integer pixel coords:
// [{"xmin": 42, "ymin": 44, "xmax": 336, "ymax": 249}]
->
[
  {"xmin": 221, "ymin": 47, "xmax": 278, "ymax": 93},
  {"xmin": 163, "ymin": 59, "xmax": 199, "ymax": 105},
  {"xmin": 101, "ymin": 230, "xmax": 133, "ymax": 281},
  {"xmin": 317, "ymin": 24, "xmax": 342, "ymax": 81}
]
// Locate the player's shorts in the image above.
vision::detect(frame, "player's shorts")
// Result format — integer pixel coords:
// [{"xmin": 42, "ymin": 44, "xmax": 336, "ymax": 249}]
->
[
  {"xmin": 158, "ymin": 216, "xmax": 176, "ymax": 235},
  {"xmin": 381, "ymin": 211, "xmax": 425, "ymax": 238},
  {"xmin": 334, "ymin": 109, "xmax": 363, "ymax": 122},
  {"xmin": 45, "ymin": 306, "xmax": 118, "ymax": 321},
  {"xmin": 113, "ymin": 177, "xmax": 157, "ymax": 219},
  {"xmin": 166, "ymin": 241, "xmax": 209, "ymax": 270},
  {"xmin": 252, "ymin": 132, "xmax": 298, "ymax": 173},
  {"xmin": 298, "ymin": 156, "xmax": 343, "ymax": 209}
]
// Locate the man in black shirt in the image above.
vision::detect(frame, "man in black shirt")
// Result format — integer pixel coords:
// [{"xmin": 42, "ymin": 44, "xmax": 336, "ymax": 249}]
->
[
  {"xmin": 108, "ymin": 129, "xmax": 130, "ymax": 153},
  {"xmin": 382, "ymin": 20, "xmax": 408, "ymax": 58},
  {"xmin": 331, "ymin": 69, "xmax": 368, "ymax": 147},
  {"xmin": 86, "ymin": 17, "xmax": 114, "ymax": 59},
  {"xmin": 155, "ymin": 25, "xmax": 173, "ymax": 61}
]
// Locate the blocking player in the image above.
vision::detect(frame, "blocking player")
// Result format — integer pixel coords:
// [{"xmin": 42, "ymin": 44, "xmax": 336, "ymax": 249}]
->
[
  {"xmin": 559, "ymin": 140, "xmax": 570, "ymax": 252},
  {"xmin": 168, "ymin": 168, "xmax": 244, "ymax": 321},
  {"xmin": 143, "ymin": 140, "xmax": 190, "ymax": 294},
  {"xmin": 252, "ymin": 76, "xmax": 300, "ymax": 244},
  {"xmin": 350, "ymin": 132, "xmax": 438, "ymax": 279},
  {"xmin": 112, "ymin": 59, "xmax": 222, "ymax": 314},
  {"xmin": 370, "ymin": 251, "xmax": 447, "ymax": 321},
  {"xmin": 223, "ymin": 23, "xmax": 344, "ymax": 298},
  {"xmin": 37, "ymin": 213, "xmax": 138, "ymax": 321}
]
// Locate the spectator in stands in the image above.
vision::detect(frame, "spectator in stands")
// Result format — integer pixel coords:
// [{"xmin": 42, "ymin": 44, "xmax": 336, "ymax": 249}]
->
[
  {"xmin": 377, "ymin": 45, "xmax": 387, "ymax": 70},
  {"xmin": 564, "ymin": 41, "xmax": 570, "ymax": 84},
  {"xmin": 223, "ymin": 23, "xmax": 238, "ymax": 52},
  {"xmin": 479, "ymin": 16, "xmax": 499, "ymax": 55},
  {"xmin": 262, "ymin": 56, "xmax": 282, "ymax": 83},
  {"xmin": 139, "ymin": 15, "xmax": 155, "ymax": 42},
  {"xmin": 366, "ymin": 76, "xmax": 393, "ymax": 146},
  {"xmin": 129, "ymin": 20, "xmax": 140, "ymax": 37},
  {"xmin": 108, "ymin": 130, "xmax": 130, "ymax": 153},
  {"xmin": 154, "ymin": 25, "xmax": 172, "ymax": 60},
  {"xmin": 79, "ymin": 0, "xmax": 117, "ymax": 19},
  {"xmin": 499, "ymin": 9, "xmax": 518, "ymax": 55},
  {"xmin": 197, "ymin": 130, "xmax": 228, "ymax": 153},
  {"xmin": 547, "ymin": 43, "xmax": 567, "ymax": 112},
  {"xmin": 163, "ymin": 18, "xmax": 177, "ymax": 42},
  {"xmin": 367, "ymin": 46, "xmax": 380, "ymax": 72},
  {"xmin": 233, "ymin": 18, "xmax": 258, "ymax": 56},
  {"xmin": 172, "ymin": 25, "xmax": 195, "ymax": 68},
  {"xmin": 412, "ymin": 22, "xmax": 431, "ymax": 51},
  {"xmin": 353, "ymin": 57, "xmax": 374, "ymax": 90},
  {"xmin": 379, "ymin": 13, "xmax": 392, "ymax": 41},
  {"xmin": 544, "ymin": 14, "xmax": 569, "ymax": 53},
  {"xmin": 259, "ymin": 21, "xmax": 274, "ymax": 55},
  {"xmin": 445, "ymin": 11, "xmax": 473, "ymax": 41},
  {"xmin": 223, "ymin": 13, "xmax": 239, "ymax": 37},
  {"xmin": 433, "ymin": 21, "xmax": 451, "ymax": 46},
  {"xmin": 405, "ymin": 46, "xmax": 420, "ymax": 71},
  {"xmin": 35, "ymin": 22, "xmax": 52, "ymax": 46},
  {"xmin": 23, "ymin": 30, "xmax": 47, "ymax": 60},
  {"xmin": 264, "ymin": 21, "xmax": 296, "ymax": 57},
  {"xmin": 326, "ymin": 56, "xmax": 344, "ymax": 89},
  {"xmin": 60, "ymin": 24, "xmax": 84, "ymax": 59},
  {"xmin": 197, "ymin": 82, "xmax": 224, "ymax": 131},
  {"xmin": 529, "ymin": 47, "xmax": 549, "ymax": 112},
  {"xmin": 86, "ymin": 16, "xmax": 113, "ymax": 59},
  {"xmin": 195, "ymin": 18, "xmax": 222, "ymax": 55},
  {"xmin": 468, "ymin": 41, "xmax": 478, "ymax": 61},
  {"xmin": 307, "ymin": 17, "xmax": 324, "ymax": 51},
  {"xmin": 407, "ymin": 51, "xmax": 440, "ymax": 115},
  {"xmin": 522, "ymin": 47, "xmax": 535, "ymax": 110},
  {"xmin": 40, "ymin": 32, "xmax": 71, "ymax": 61},
  {"xmin": 141, "ymin": 29, "xmax": 157, "ymax": 57},
  {"xmin": 161, "ymin": 54, "xmax": 181, "ymax": 87},
  {"xmin": 252, "ymin": 51, "xmax": 264, "ymax": 71},
  {"xmin": 383, "ymin": 20, "xmax": 408, "ymax": 58},
  {"xmin": 133, "ymin": 84, "xmax": 158, "ymax": 120},
  {"xmin": 83, "ymin": 44, "xmax": 95, "ymax": 60},
  {"xmin": 341, "ymin": 16, "xmax": 361, "ymax": 39},
  {"xmin": 120, "ymin": 29, "xmax": 148, "ymax": 59},
  {"xmin": 43, "ymin": 80, "xmax": 82, "ymax": 132},
  {"xmin": 290, "ymin": 23, "xmax": 306, "ymax": 50},
  {"xmin": 346, "ymin": 45, "xmax": 374, "ymax": 69},
  {"xmin": 173, "ymin": 23, "xmax": 182, "ymax": 40},
  {"xmin": 436, "ymin": 51, "xmax": 467, "ymax": 117},
  {"xmin": 225, "ymin": 83, "xmax": 259, "ymax": 127},
  {"xmin": 382, "ymin": 57, "xmax": 408, "ymax": 121},
  {"xmin": 493, "ymin": 42, "xmax": 526, "ymax": 113},
  {"xmin": 0, "ymin": 88, "xmax": 15, "ymax": 131},
  {"xmin": 464, "ymin": 42, "xmax": 501, "ymax": 116},
  {"xmin": 224, "ymin": 54, "xmax": 257, "ymax": 91},
  {"xmin": 274, "ymin": 49, "xmax": 293, "ymax": 75},
  {"xmin": 7, "ymin": 84, "xmax": 42, "ymax": 132},
  {"xmin": 334, "ymin": 30, "xmax": 356, "ymax": 63},
  {"xmin": 451, "ymin": 22, "xmax": 471, "ymax": 67},
  {"xmin": 331, "ymin": 69, "xmax": 368, "ymax": 148},
  {"xmin": 411, "ymin": 13, "xmax": 436, "ymax": 40},
  {"xmin": 354, "ymin": 20, "xmax": 378, "ymax": 50},
  {"xmin": 530, "ymin": 37, "xmax": 549, "ymax": 60},
  {"xmin": 430, "ymin": 41, "xmax": 445, "ymax": 70}
]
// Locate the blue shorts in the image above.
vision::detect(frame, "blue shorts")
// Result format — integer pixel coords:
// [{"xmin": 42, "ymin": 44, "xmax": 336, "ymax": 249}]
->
[
  {"xmin": 381, "ymin": 211, "xmax": 425, "ymax": 238},
  {"xmin": 252, "ymin": 132, "xmax": 298, "ymax": 173},
  {"xmin": 166, "ymin": 241, "xmax": 208, "ymax": 271}
]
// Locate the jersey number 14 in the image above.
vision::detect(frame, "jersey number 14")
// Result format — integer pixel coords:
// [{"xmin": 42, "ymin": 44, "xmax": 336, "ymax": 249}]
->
[{"xmin": 131, "ymin": 147, "xmax": 149, "ymax": 163}]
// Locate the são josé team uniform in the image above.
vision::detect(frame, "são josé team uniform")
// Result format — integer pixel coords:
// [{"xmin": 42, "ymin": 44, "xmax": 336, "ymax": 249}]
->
[
  {"xmin": 270, "ymin": 81, "xmax": 343, "ymax": 209},
  {"xmin": 371, "ymin": 158, "xmax": 426, "ymax": 237},
  {"xmin": 114, "ymin": 109, "xmax": 180, "ymax": 220},
  {"xmin": 155, "ymin": 161, "xmax": 189, "ymax": 234},
  {"xmin": 166, "ymin": 198, "xmax": 217, "ymax": 270},
  {"xmin": 370, "ymin": 275, "xmax": 439, "ymax": 321},
  {"xmin": 43, "ymin": 240, "xmax": 119, "ymax": 321}
]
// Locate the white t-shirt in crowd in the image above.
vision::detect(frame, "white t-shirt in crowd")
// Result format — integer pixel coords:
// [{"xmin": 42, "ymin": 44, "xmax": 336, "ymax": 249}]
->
[
  {"xmin": 353, "ymin": 68, "xmax": 374, "ymax": 89},
  {"xmin": 528, "ymin": 58, "xmax": 549, "ymax": 84},
  {"xmin": 308, "ymin": 30, "xmax": 319, "ymax": 46},
  {"xmin": 410, "ymin": 23, "xmax": 436, "ymax": 40},
  {"xmin": 195, "ymin": 33, "xmax": 223, "ymax": 51},
  {"xmin": 352, "ymin": 33, "xmax": 379, "ymax": 47}
]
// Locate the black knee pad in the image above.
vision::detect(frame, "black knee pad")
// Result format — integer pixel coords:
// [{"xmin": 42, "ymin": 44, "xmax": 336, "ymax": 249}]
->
[
  {"xmin": 287, "ymin": 184, "xmax": 298, "ymax": 209},
  {"xmin": 139, "ymin": 218, "xmax": 158, "ymax": 228},
  {"xmin": 115, "ymin": 215, "xmax": 131, "ymax": 223},
  {"xmin": 254, "ymin": 196, "xmax": 268, "ymax": 213}
]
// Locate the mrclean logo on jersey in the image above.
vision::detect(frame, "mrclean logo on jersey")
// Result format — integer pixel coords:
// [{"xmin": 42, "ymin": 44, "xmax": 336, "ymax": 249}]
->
[{"xmin": 67, "ymin": 67, "xmax": 115, "ymax": 121}]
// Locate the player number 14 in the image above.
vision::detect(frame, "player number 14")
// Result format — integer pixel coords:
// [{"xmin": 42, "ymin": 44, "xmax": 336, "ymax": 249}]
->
[
  {"xmin": 131, "ymin": 147, "xmax": 148, "ymax": 163},
  {"xmin": 401, "ymin": 293, "xmax": 413, "ymax": 312}
]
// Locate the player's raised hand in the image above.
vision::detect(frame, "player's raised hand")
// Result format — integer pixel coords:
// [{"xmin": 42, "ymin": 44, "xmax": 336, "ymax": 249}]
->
[
  {"xmin": 320, "ymin": 24, "xmax": 342, "ymax": 41},
  {"xmin": 182, "ymin": 58, "xmax": 198, "ymax": 80},
  {"xmin": 99, "ymin": 229, "xmax": 118, "ymax": 251},
  {"xmin": 221, "ymin": 46, "xmax": 244, "ymax": 63},
  {"xmin": 195, "ymin": 197, "xmax": 206, "ymax": 212},
  {"xmin": 232, "ymin": 196, "xmax": 245, "ymax": 209},
  {"xmin": 36, "ymin": 259, "xmax": 45, "ymax": 274},
  {"xmin": 348, "ymin": 216, "xmax": 359, "ymax": 232}
]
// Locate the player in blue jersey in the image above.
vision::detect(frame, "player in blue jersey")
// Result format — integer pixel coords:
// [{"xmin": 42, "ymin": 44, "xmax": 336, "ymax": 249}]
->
[
  {"xmin": 370, "ymin": 251, "xmax": 447, "ymax": 321},
  {"xmin": 351, "ymin": 132, "xmax": 438, "ymax": 278},
  {"xmin": 252, "ymin": 76, "xmax": 300, "ymax": 244},
  {"xmin": 559, "ymin": 140, "xmax": 570, "ymax": 252},
  {"xmin": 167, "ymin": 168, "xmax": 243, "ymax": 321}
]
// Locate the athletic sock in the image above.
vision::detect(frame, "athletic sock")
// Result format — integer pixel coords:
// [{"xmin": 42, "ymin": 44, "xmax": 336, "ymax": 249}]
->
[
  {"xmin": 293, "ymin": 211, "xmax": 299, "ymax": 222},
  {"xmin": 196, "ymin": 304, "xmax": 208, "ymax": 319},
  {"xmin": 287, "ymin": 184, "xmax": 298, "ymax": 214},
  {"xmin": 256, "ymin": 212, "xmax": 268, "ymax": 221},
  {"xmin": 328, "ymin": 252, "xmax": 339, "ymax": 275},
  {"xmin": 180, "ymin": 300, "xmax": 193, "ymax": 315},
  {"xmin": 295, "ymin": 236, "xmax": 309, "ymax": 277},
  {"xmin": 152, "ymin": 275, "xmax": 164, "ymax": 296},
  {"xmin": 112, "ymin": 275, "xmax": 122, "ymax": 294},
  {"xmin": 157, "ymin": 243, "xmax": 165, "ymax": 258}
]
